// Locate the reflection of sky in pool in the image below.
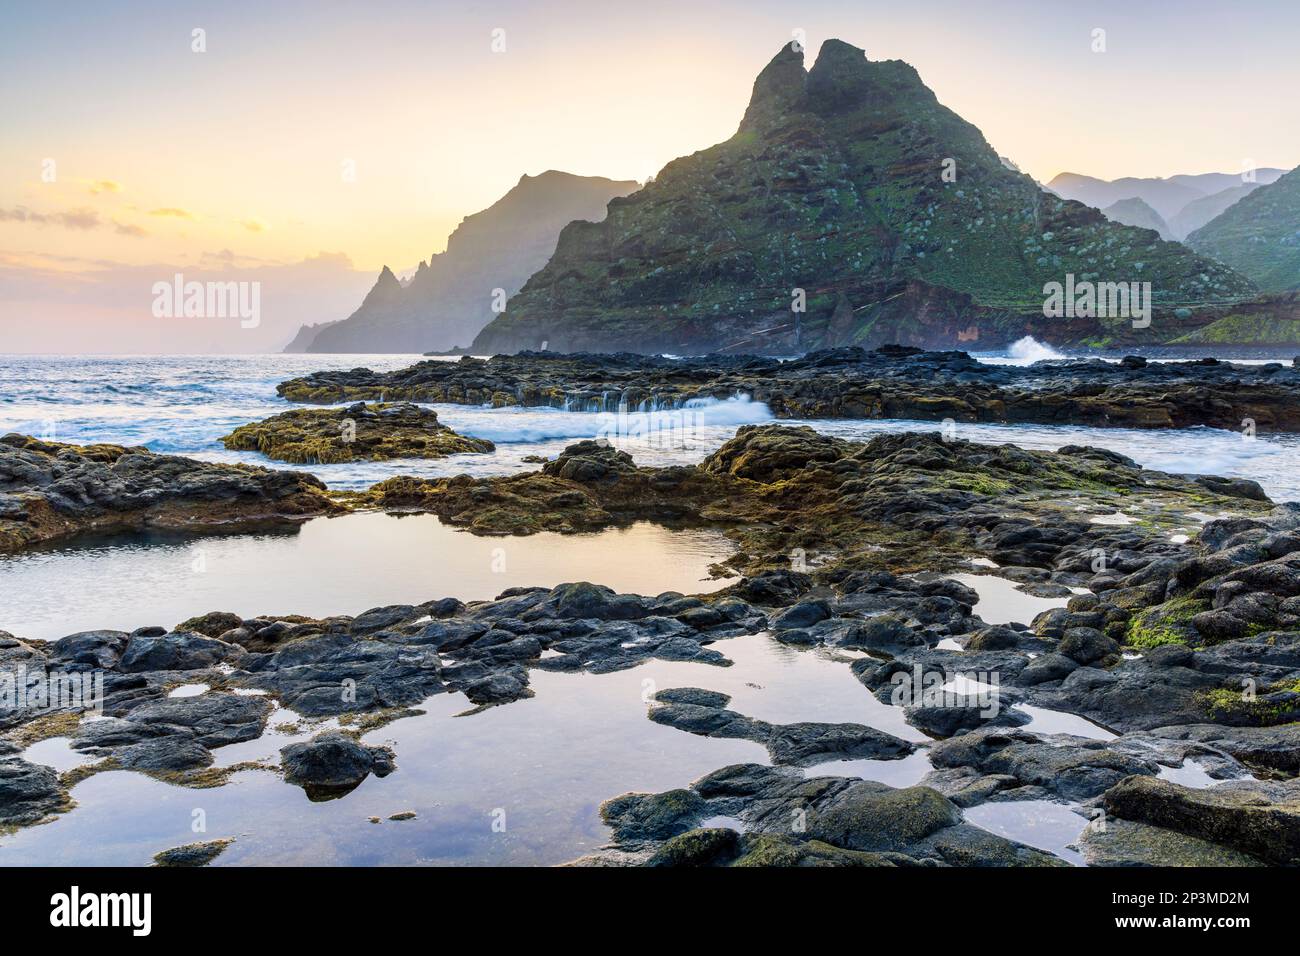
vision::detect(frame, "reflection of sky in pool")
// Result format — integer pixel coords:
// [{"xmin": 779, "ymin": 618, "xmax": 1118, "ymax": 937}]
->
[
  {"xmin": 0, "ymin": 514, "xmax": 737, "ymax": 642},
  {"xmin": 2, "ymin": 634, "xmax": 929, "ymax": 867}
]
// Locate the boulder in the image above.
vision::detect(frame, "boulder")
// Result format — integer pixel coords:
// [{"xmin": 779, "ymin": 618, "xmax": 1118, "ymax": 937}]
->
[{"xmin": 280, "ymin": 732, "xmax": 396, "ymax": 797}]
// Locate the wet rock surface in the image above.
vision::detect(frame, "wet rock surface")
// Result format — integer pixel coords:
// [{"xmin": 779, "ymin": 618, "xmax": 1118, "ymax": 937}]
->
[
  {"xmin": 1079, "ymin": 817, "xmax": 1263, "ymax": 867},
  {"xmin": 357, "ymin": 423, "xmax": 1277, "ymax": 587},
  {"xmin": 1103, "ymin": 775, "xmax": 1300, "ymax": 865},
  {"xmin": 582, "ymin": 763, "xmax": 1066, "ymax": 867},
  {"xmin": 0, "ymin": 433, "xmax": 337, "ymax": 552},
  {"xmin": 280, "ymin": 732, "xmax": 396, "ymax": 798},
  {"xmin": 152, "ymin": 838, "xmax": 234, "ymax": 867},
  {"xmin": 927, "ymin": 727, "xmax": 1158, "ymax": 802},
  {"xmin": 649, "ymin": 687, "xmax": 914, "ymax": 765},
  {"xmin": 2, "ymin": 423, "xmax": 1298, "ymax": 867},
  {"xmin": 0, "ymin": 759, "xmax": 69, "ymax": 827},
  {"xmin": 1, "ymin": 581, "xmax": 772, "ymax": 799},
  {"xmin": 276, "ymin": 346, "xmax": 1300, "ymax": 431}
]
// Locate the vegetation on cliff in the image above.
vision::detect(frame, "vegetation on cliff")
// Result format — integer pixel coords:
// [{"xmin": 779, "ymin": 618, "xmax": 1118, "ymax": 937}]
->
[
  {"xmin": 472, "ymin": 39, "xmax": 1253, "ymax": 355},
  {"xmin": 1189, "ymin": 165, "xmax": 1300, "ymax": 293}
]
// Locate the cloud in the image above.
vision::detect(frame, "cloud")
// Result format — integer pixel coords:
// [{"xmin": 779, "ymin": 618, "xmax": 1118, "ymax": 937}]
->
[
  {"xmin": 0, "ymin": 249, "xmax": 373, "ymax": 353},
  {"xmin": 113, "ymin": 220, "xmax": 148, "ymax": 237},
  {"xmin": 198, "ymin": 247, "xmax": 272, "ymax": 268},
  {"xmin": 240, "ymin": 217, "xmax": 270, "ymax": 233},
  {"xmin": 60, "ymin": 208, "xmax": 100, "ymax": 230},
  {"xmin": 0, "ymin": 206, "xmax": 101, "ymax": 229},
  {"xmin": 87, "ymin": 179, "xmax": 123, "ymax": 195},
  {"xmin": 148, "ymin": 207, "xmax": 196, "ymax": 219}
]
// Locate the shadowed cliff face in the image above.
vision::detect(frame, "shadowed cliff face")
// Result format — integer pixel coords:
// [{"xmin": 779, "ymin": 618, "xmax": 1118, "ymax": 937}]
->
[
  {"xmin": 292, "ymin": 171, "xmax": 639, "ymax": 354},
  {"xmin": 472, "ymin": 39, "xmax": 1257, "ymax": 357}
]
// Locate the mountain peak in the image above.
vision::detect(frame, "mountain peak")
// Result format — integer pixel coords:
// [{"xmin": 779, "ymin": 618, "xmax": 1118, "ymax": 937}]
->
[
  {"xmin": 297, "ymin": 175, "xmax": 639, "ymax": 354},
  {"xmin": 472, "ymin": 37, "xmax": 1255, "ymax": 357},
  {"xmin": 739, "ymin": 41, "xmax": 806, "ymax": 131},
  {"xmin": 1101, "ymin": 196, "xmax": 1172, "ymax": 240},
  {"xmin": 357, "ymin": 265, "xmax": 403, "ymax": 308},
  {"xmin": 805, "ymin": 38, "xmax": 872, "ymax": 112}
]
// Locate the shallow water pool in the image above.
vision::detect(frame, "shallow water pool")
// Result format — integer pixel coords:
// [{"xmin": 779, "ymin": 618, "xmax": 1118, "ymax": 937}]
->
[
  {"xmin": 0, "ymin": 514, "xmax": 737, "ymax": 642},
  {"xmin": 0, "ymin": 633, "xmax": 926, "ymax": 866}
]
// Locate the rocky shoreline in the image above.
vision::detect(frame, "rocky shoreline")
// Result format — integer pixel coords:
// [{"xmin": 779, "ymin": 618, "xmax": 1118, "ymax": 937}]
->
[
  {"xmin": 276, "ymin": 346, "xmax": 1300, "ymax": 431},
  {"xmin": 0, "ymin": 434, "xmax": 339, "ymax": 552},
  {"xmin": 220, "ymin": 401, "xmax": 495, "ymax": 464},
  {"xmin": 4, "ymin": 423, "xmax": 1299, "ymax": 866}
]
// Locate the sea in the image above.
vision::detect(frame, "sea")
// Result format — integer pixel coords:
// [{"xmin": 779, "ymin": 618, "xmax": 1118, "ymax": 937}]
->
[{"xmin": 0, "ymin": 343, "xmax": 1294, "ymax": 866}]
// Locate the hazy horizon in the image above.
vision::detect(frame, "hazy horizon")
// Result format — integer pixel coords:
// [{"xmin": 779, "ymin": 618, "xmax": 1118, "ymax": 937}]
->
[{"xmin": 3, "ymin": 0, "xmax": 1299, "ymax": 353}]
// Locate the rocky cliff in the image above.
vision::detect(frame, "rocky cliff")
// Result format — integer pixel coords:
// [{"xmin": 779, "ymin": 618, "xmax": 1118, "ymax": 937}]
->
[
  {"xmin": 292, "ymin": 171, "xmax": 639, "ymax": 353},
  {"xmin": 471, "ymin": 40, "xmax": 1254, "ymax": 356}
]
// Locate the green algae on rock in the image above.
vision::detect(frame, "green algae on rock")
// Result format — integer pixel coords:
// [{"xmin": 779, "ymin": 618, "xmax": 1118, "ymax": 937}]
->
[
  {"xmin": 581, "ymin": 764, "xmax": 1066, "ymax": 867},
  {"xmin": 1103, "ymin": 775, "xmax": 1300, "ymax": 865},
  {"xmin": 356, "ymin": 426, "xmax": 1271, "ymax": 583},
  {"xmin": 3, "ymin": 422, "xmax": 1299, "ymax": 867},
  {"xmin": 152, "ymin": 838, "xmax": 234, "ymax": 867},
  {"xmin": 220, "ymin": 402, "xmax": 494, "ymax": 464}
]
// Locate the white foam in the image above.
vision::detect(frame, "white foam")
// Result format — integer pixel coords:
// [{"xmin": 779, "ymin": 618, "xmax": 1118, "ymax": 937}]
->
[
  {"xmin": 442, "ymin": 394, "xmax": 773, "ymax": 445},
  {"xmin": 973, "ymin": 336, "xmax": 1067, "ymax": 365},
  {"xmin": 1006, "ymin": 336, "xmax": 1066, "ymax": 364}
]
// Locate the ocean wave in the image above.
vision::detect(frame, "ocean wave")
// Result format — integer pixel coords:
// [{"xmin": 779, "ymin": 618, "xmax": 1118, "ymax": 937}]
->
[
  {"xmin": 440, "ymin": 394, "xmax": 773, "ymax": 445},
  {"xmin": 1006, "ymin": 336, "xmax": 1066, "ymax": 364},
  {"xmin": 1137, "ymin": 429, "xmax": 1288, "ymax": 482}
]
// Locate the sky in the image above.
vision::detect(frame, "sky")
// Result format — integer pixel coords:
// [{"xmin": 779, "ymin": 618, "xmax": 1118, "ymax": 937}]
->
[{"xmin": 2, "ymin": 0, "xmax": 1299, "ymax": 352}]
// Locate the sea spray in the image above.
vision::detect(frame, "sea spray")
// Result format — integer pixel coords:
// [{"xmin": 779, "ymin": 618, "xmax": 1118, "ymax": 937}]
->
[
  {"xmin": 459, "ymin": 394, "xmax": 773, "ymax": 445},
  {"xmin": 1006, "ymin": 336, "xmax": 1066, "ymax": 364}
]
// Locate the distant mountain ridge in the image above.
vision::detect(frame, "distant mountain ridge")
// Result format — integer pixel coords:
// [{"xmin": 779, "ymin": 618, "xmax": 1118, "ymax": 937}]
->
[
  {"xmin": 472, "ymin": 39, "xmax": 1254, "ymax": 356},
  {"xmin": 286, "ymin": 171, "xmax": 639, "ymax": 353},
  {"xmin": 1048, "ymin": 168, "xmax": 1287, "ymax": 240},
  {"xmin": 1101, "ymin": 197, "xmax": 1172, "ymax": 240}
]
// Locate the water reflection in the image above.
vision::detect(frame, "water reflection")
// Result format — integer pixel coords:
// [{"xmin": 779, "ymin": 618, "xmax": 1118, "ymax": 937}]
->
[
  {"xmin": 0, "ymin": 514, "xmax": 737, "ymax": 641},
  {"xmin": 0, "ymin": 634, "xmax": 922, "ymax": 866}
]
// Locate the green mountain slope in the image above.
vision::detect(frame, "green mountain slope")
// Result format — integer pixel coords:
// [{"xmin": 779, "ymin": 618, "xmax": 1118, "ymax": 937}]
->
[
  {"xmin": 1188, "ymin": 165, "xmax": 1300, "ymax": 293},
  {"xmin": 473, "ymin": 40, "xmax": 1253, "ymax": 355}
]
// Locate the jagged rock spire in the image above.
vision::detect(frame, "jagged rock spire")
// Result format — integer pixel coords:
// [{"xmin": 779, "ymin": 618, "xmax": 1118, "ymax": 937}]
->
[
  {"xmin": 739, "ymin": 41, "xmax": 807, "ymax": 131},
  {"xmin": 359, "ymin": 265, "xmax": 403, "ymax": 307},
  {"xmin": 806, "ymin": 38, "xmax": 874, "ymax": 113}
]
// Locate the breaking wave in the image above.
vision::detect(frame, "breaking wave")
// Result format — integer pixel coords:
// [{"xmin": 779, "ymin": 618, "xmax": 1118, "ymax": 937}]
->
[
  {"xmin": 440, "ymin": 394, "xmax": 773, "ymax": 445},
  {"xmin": 1006, "ymin": 336, "xmax": 1066, "ymax": 364}
]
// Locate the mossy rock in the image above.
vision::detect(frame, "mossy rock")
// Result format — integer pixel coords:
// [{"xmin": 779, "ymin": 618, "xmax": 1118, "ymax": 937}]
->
[
  {"xmin": 221, "ymin": 402, "xmax": 493, "ymax": 464},
  {"xmin": 730, "ymin": 834, "xmax": 898, "ymax": 867},
  {"xmin": 1200, "ymin": 680, "xmax": 1300, "ymax": 726},
  {"xmin": 1124, "ymin": 597, "xmax": 1208, "ymax": 648},
  {"xmin": 152, "ymin": 838, "xmax": 234, "ymax": 867},
  {"xmin": 806, "ymin": 783, "xmax": 961, "ymax": 853},
  {"xmin": 645, "ymin": 827, "xmax": 741, "ymax": 866}
]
